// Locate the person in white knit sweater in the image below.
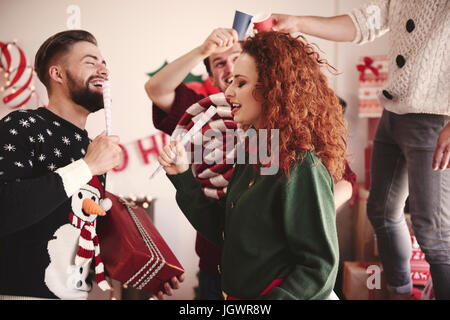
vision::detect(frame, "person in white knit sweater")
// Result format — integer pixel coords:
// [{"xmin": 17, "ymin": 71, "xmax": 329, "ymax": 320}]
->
[{"xmin": 271, "ymin": 0, "xmax": 450, "ymax": 300}]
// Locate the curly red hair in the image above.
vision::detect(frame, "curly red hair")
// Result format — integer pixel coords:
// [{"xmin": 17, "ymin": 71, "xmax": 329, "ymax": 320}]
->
[{"xmin": 242, "ymin": 32, "xmax": 347, "ymax": 181}]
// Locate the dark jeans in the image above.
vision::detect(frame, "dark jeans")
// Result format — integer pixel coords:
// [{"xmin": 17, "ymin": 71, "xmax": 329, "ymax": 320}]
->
[
  {"xmin": 367, "ymin": 109, "xmax": 450, "ymax": 299},
  {"xmin": 197, "ymin": 269, "xmax": 223, "ymax": 300}
]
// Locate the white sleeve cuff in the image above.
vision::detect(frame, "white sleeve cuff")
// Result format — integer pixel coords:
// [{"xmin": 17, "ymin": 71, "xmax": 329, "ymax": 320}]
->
[
  {"xmin": 55, "ymin": 159, "xmax": 93, "ymax": 197},
  {"xmin": 347, "ymin": 11, "xmax": 363, "ymax": 44},
  {"xmin": 347, "ymin": 0, "xmax": 390, "ymax": 45}
]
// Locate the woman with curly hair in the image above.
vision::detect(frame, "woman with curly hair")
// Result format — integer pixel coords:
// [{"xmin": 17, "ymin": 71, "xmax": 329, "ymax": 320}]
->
[{"xmin": 158, "ymin": 31, "xmax": 347, "ymax": 300}]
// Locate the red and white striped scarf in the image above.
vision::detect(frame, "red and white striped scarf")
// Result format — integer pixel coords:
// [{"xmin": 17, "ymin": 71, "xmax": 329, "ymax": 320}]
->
[
  {"xmin": 172, "ymin": 93, "xmax": 242, "ymax": 199},
  {"xmin": 69, "ymin": 212, "xmax": 110, "ymax": 291}
]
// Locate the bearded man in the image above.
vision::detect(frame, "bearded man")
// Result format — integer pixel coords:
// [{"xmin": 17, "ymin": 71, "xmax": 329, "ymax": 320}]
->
[{"xmin": 0, "ymin": 30, "xmax": 181, "ymax": 299}]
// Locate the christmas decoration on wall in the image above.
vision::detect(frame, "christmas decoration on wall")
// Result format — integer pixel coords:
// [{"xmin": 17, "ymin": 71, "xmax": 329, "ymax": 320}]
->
[
  {"xmin": 112, "ymin": 130, "xmax": 169, "ymax": 174},
  {"xmin": 0, "ymin": 40, "xmax": 36, "ymax": 110},
  {"xmin": 357, "ymin": 55, "xmax": 387, "ymax": 118}
]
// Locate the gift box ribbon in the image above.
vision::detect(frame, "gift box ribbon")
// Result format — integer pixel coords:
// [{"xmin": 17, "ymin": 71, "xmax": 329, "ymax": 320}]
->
[{"xmin": 357, "ymin": 57, "xmax": 381, "ymax": 82}]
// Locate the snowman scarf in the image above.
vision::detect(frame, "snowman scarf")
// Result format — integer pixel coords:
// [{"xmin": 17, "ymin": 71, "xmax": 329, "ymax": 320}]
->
[{"xmin": 69, "ymin": 212, "xmax": 110, "ymax": 291}]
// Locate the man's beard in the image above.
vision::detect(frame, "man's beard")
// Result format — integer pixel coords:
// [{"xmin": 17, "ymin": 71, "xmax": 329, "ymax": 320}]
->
[{"xmin": 66, "ymin": 72, "xmax": 104, "ymax": 113}]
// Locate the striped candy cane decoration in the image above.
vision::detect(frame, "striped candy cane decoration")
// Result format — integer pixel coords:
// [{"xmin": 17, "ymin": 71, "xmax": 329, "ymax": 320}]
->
[
  {"xmin": 0, "ymin": 41, "xmax": 35, "ymax": 109},
  {"xmin": 172, "ymin": 92, "xmax": 245, "ymax": 199}
]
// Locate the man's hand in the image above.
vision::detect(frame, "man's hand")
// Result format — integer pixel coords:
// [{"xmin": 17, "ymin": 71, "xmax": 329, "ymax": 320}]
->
[
  {"xmin": 199, "ymin": 28, "xmax": 239, "ymax": 57},
  {"xmin": 433, "ymin": 122, "xmax": 450, "ymax": 170},
  {"xmin": 83, "ymin": 131, "xmax": 122, "ymax": 176},
  {"xmin": 156, "ymin": 274, "xmax": 185, "ymax": 300},
  {"xmin": 271, "ymin": 14, "xmax": 302, "ymax": 33}
]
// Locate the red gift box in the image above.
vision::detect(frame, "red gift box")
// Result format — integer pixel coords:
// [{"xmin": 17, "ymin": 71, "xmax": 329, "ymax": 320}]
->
[
  {"xmin": 343, "ymin": 262, "xmax": 389, "ymax": 300},
  {"xmin": 364, "ymin": 143, "xmax": 373, "ymax": 190},
  {"xmin": 357, "ymin": 55, "xmax": 388, "ymax": 118},
  {"xmin": 97, "ymin": 192, "xmax": 184, "ymax": 295},
  {"xmin": 364, "ymin": 118, "xmax": 380, "ymax": 190},
  {"xmin": 367, "ymin": 117, "xmax": 380, "ymax": 142},
  {"xmin": 410, "ymin": 235, "xmax": 430, "ymax": 286},
  {"xmin": 411, "ymin": 266, "xmax": 431, "ymax": 286}
]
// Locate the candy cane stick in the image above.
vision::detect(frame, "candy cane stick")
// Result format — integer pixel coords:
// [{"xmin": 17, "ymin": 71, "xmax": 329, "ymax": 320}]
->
[
  {"xmin": 102, "ymin": 80, "xmax": 112, "ymax": 135},
  {"xmin": 149, "ymin": 105, "xmax": 217, "ymax": 179}
]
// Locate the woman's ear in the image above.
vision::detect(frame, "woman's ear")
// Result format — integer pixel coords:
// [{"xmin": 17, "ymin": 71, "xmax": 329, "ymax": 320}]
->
[{"xmin": 252, "ymin": 84, "xmax": 265, "ymax": 102}]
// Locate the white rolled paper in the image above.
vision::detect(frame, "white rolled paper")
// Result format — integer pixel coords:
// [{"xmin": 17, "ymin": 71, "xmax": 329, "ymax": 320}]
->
[
  {"xmin": 149, "ymin": 105, "xmax": 217, "ymax": 179},
  {"xmin": 102, "ymin": 80, "xmax": 112, "ymax": 135}
]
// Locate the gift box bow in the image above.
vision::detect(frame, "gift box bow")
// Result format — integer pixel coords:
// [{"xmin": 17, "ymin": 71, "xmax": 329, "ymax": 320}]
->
[{"xmin": 357, "ymin": 57, "xmax": 382, "ymax": 82}]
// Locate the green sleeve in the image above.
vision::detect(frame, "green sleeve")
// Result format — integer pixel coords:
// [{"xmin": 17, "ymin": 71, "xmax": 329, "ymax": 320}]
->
[
  {"xmin": 166, "ymin": 168, "xmax": 226, "ymax": 247},
  {"xmin": 263, "ymin": 157, "xmax": 339, "ymax": 300}
]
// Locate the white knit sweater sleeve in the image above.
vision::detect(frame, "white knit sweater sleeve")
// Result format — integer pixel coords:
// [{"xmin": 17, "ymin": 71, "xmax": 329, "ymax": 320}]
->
[{"xmin": 348, "ymin": 0, "xmax": 390, "ymax": 44}]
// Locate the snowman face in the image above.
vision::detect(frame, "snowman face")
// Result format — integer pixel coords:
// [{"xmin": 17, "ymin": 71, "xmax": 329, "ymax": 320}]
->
[{"xmin": 71, "ymin": 185, "xmax": 102, "ymax": 223}]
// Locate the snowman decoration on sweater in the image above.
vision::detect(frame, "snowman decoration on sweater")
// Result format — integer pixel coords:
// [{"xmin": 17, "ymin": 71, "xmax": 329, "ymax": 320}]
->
[{"xmin": 44, "ymin": 176, "xmax": 112, "ymax": 299}]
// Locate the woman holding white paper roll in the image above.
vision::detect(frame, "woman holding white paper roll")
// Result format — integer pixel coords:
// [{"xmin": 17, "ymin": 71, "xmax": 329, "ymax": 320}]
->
[
  {"xmin": 146, "ymin": 27, "xmax": 242, "ymax": 300},
  {"xmin": 158, "ymin": 31, "xmax": 347, "ymax": 300}
]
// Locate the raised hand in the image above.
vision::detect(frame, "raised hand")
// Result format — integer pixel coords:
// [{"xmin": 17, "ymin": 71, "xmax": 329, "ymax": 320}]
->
[{"xmin": 199, "ymin": 28, "xmax": 239, "ymax": 57}]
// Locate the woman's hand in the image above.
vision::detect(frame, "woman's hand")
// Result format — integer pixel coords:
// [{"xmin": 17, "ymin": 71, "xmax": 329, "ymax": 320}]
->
[
  {"xmin": 433, "ymin": 122, "xmax": 450, "ymax": 170},
  {"xmin": 158, "ymin": 137, "xmax": 189, "ymax": 175},
  {"xmin": 271, "ymin": 14, "xmax": 302, "ymax": 33}
]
